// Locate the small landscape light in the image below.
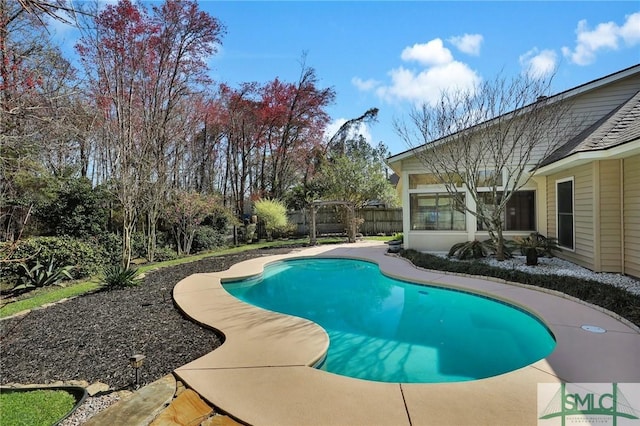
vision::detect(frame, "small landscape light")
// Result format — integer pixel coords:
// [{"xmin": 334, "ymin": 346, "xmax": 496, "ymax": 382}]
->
[{"xmin": 129, "ymin": 354, "xmax": 146, "ymax": 388}]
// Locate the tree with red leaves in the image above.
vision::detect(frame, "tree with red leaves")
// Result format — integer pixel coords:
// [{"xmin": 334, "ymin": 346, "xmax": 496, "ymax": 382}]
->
[
  {"xmin": 217, "ymin": 82, "xmax": 264, "ymax": 217},
  {"xmin": 141, "ymin": 0, "xmax": 224, "ymax": 261},
  {"xmin": 76, "ymin": 0, "xmax": 224, "ymax": 265},
  {"xmin": 258, "ymin": 61, "xmax": 335, "ymax": 199}
]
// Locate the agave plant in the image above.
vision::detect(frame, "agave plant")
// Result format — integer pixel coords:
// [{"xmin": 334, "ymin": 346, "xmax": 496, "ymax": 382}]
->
[
  {"xmin": 101, "ymin": 265, "xmax": 142, "ymax": 290},
  {"xmin": 14, "ymin": 258, "xmax": 74, "ymax": 292}
]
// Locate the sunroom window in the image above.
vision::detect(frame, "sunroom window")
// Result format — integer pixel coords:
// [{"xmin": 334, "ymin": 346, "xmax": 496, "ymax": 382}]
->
[
  {"xmin": 476, "ymin": 191, "xmax": 535, "ymax": 231},
  {"xmin": 410, "ymin": 193, "xmax": 466, "ymax": 230}
]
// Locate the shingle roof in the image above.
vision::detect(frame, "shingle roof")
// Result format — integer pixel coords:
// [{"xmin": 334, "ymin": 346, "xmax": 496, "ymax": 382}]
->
[
  {"xmin": 387, "ymin": 64, "xmax": 640, "ymax": 165},
  {"xmin": 539, "ymin": 90, "xmax": 640, "ymax": 167}
]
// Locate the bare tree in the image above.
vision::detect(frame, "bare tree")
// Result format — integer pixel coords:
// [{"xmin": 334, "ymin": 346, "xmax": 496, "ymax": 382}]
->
[
  {"xmin": 16, "ymin": 0, "xmax": 79, "ymax": 24},
  {"xmin": 0, "ymin": 0, "xmax": 87, "ymax": 241},
  {"xmin": 395, "ymin": 72, "xmax": 581, "ymax": 260},
  {"xmin": 76, "ymin": 0, "xmax": 152, "ymax": 267}
]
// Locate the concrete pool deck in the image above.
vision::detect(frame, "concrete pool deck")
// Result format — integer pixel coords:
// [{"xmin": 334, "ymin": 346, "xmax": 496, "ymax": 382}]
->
[{"xmin": 172, "ymin": 242, "xmax": 640, "ymax": 426}]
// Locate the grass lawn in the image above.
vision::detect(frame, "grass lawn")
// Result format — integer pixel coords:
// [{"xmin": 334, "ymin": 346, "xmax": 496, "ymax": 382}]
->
[{"xmin": 0, "ymin": 389, "xmax": 76, "ymax": 426}]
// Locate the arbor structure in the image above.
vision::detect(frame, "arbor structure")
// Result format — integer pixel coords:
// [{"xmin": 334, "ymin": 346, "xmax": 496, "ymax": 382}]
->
[
  {"xmin": 395, "ymin": 72, "xmax": 580, "ymax": 260},
  {"xmin": 309, "ymin": 200, "xmax": 355, "ymax": 244}
]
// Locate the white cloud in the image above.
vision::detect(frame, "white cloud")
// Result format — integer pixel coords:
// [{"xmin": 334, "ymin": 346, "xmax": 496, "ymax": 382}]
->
[
  {"xmin": 400, "ymin": 39, "xmax": 453, "ymax": 66},
  {"xmin": 324, "ymin": 118, "xmax": 372, "ymax": 144},
  {"xmin": 619, "ymin": 12, "xmax": 640, "ymax": 45},
  {"xmin": 562, "ymin": 12, "xmax": 640, "ymax": 65},
  {"xmin": 519, "ymin": 48, "xmax": 557, "ymax": 78},
  {"xmin": 352, "ymin": 77, "xmax": 380, "ymax": 91},
  {"xmin": 448, "ymin": 33, "xmax": 483, "ymax": 56},
  {"xmin": 377, "ymin": 61, "xmax": 480, "ymax": 107},
  {"xmin": 356, "ymin": 37, "xmax": 481, "ymax": 107}
]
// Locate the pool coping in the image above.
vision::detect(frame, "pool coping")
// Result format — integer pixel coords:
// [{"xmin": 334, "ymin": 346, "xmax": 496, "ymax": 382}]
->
[{"xmin": 173, "ymin": 242, "xmax": 640, "ymax": 426}]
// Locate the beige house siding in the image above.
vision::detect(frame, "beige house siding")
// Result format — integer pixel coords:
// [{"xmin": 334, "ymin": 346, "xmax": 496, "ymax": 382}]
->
[
  {"xmin": 388, "ymin": 67, "xmax": 640, "ymax": 260},
  {"xmin": 547, "ymin": 164, "xmax": 595, "ymax": 270},
  {"xmin": 624, "ymin": 154, "xmax": 640, "ymax": 278},
  {"xmin": 568, "ymin": 77, "xmax": 640, "ymax": 120},
  {"xmin": 597, "ymin": 160, "xmax": 622, "ymax": 273},
  {"xmin": 529, "ymin": 76, "xmax": 640, "ymax": 163}
]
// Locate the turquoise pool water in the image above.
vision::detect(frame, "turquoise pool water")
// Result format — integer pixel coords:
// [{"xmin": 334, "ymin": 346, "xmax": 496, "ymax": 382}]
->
[{"xmin": 223, "ymin": 258, "xmax": 556, "ymax": 383}]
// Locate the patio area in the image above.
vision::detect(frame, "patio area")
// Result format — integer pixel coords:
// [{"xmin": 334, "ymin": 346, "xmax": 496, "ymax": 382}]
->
[{"xmin": 172, "ymin": 241, "xmax": 640, "ymax": 425}]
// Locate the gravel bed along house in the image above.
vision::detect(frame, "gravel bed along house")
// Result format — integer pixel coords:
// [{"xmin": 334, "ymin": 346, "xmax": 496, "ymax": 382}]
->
[
  {"xmin": 430, "ymin": 251, "xmax": 640, "ymax": 296},
  {"xmin": 481, "ymin": 255, "xmax": 640, "ymax": 296}
]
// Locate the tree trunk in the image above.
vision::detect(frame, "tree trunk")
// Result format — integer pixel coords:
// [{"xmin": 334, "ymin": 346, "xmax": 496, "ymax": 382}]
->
[
  {"xmin": 492, "ymin": 218, "xmax": 506, "ymax": 261},
  {"xmin": 122, "ymin": 221, "xmax": 134, "ymax": 269},
  {"xmin": 146, "ymin": 212, "xmax": 157, "ymax": 263}
]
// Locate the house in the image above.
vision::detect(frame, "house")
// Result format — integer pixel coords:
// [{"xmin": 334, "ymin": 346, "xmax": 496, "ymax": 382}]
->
[{"xmin": 387, "ymin": 64, "xmax": 640, "ymax": 278}]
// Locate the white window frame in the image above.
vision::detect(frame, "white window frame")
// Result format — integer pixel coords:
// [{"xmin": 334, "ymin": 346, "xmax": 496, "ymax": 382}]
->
[{"xmin": 555, "ymin": 177, "xmax": 575, "ymax": 251}]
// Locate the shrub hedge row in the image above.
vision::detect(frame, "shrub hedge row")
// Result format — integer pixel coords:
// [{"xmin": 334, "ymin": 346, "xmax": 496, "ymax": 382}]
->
[
  {"xmin": 1, "ymin": 236, "xmax": 112, "ymax": 287},
  {"xmin": 400, "ymin": 249, "xmax": 640, "ymax": 327}
]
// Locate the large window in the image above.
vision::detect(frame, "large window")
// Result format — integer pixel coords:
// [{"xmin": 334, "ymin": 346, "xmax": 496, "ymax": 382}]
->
[
  {"xmin": 476, "ymin": 191, "xmax": 536, "ymax": 231},
  {"xmin": 408, "ymin": 173, "xmax": 463, "ymax": 189},
  {"xmin": 410, "ymin": 193, "xmax": 466, "ymax": 230},
  {"xmin": 556, "ymin": 179, "xmax": 574, "ymax": 249}
]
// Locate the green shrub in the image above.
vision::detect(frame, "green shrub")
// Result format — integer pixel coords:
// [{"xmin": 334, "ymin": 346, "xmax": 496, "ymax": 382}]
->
[
  {"xmin": 0, "ymin": 237, "xmax": 105, "ymax": 286},
  {"xmin": 271, "ymin": 223, "xmax": 297, "ymax": 239},
  {"xmin": 101, "ymin": 265, "xmax": 142, "ymax": 290},
  {"xmin": 152, "ymin": 246, "xmax": 178, "ymax": 262},
  {"xmin": 191, "ymin": 226, "xmax": 227, "ymax": 253},
  {"xmin": 254, "ymin": 199, "xmax": 288, "ymax": 240},
  {"xmin": 93, "ymin": 232, "xmax": 123, "ymax": 266},
  {"xmin": 14, "ymin": 258, "xmax": 73, "ymax": 292},
  {"xmin": 35, "ymin": 177, "xmax": 111, "ymax": 239},
  {"xmin": 400, "ymin": 249, "xmax": 640, "ymax": 327},
  {"xmin": 131, "ymin": 232, "xmax": 147, "ymax": 259}
]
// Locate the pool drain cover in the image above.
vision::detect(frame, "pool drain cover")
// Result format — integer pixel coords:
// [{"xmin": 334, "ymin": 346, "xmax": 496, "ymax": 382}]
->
[{"xmin": 581, "ymin": 325, "xmax": 606, "ymax": 333}]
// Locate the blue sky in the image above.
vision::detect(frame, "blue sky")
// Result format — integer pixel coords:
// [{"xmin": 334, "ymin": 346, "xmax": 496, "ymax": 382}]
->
[{"xmin": 52, "ymin": 1, "xmax": 640, "ymax": 155}]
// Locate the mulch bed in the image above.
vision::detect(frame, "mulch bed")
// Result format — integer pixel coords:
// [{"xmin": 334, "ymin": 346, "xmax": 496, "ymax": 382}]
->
[{"xmin": 0, "ymin": 247, "xmax": 301, "ymax": 391}]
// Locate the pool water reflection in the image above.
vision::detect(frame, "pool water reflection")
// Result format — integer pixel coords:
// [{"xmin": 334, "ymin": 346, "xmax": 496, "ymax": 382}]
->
[{"xmin": 224, "ymin": 258, "xmax": 556, "ymax": 383}]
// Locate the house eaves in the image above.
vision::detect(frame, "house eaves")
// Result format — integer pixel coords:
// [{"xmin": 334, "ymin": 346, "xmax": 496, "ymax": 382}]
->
[
  {"xmin": 534, "ymin": 140, "xmax": 640, "ymax": 176},
  {"xmin": 387, "ymin": 64, "xmax": 640, "ymax": 165}
]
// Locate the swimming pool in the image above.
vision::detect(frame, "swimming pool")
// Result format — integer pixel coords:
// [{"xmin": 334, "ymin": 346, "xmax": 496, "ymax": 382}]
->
[{"xmin": 223, "ymin": 258, "xmax": 556, "ymax": 383}]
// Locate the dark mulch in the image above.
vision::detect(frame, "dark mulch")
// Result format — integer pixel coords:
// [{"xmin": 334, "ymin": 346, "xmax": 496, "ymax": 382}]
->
[{"xmin": 0, "ymin": 247, "xmax": 300, "ymax": 390}]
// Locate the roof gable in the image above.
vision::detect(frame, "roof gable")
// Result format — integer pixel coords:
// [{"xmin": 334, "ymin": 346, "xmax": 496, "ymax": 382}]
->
[
  {"xmin": 539, "ymin": 90, "xmax": 640, "ymax": 167},
  {"xmin": 388, "ymin": 64, "xmax": 640, "ymax": 166}
]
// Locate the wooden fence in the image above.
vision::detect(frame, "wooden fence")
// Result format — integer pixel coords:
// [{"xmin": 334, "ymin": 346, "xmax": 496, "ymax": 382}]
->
[{"xmin": 287, "ymin": 207, "xmax": 402, "ymax": 236}]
